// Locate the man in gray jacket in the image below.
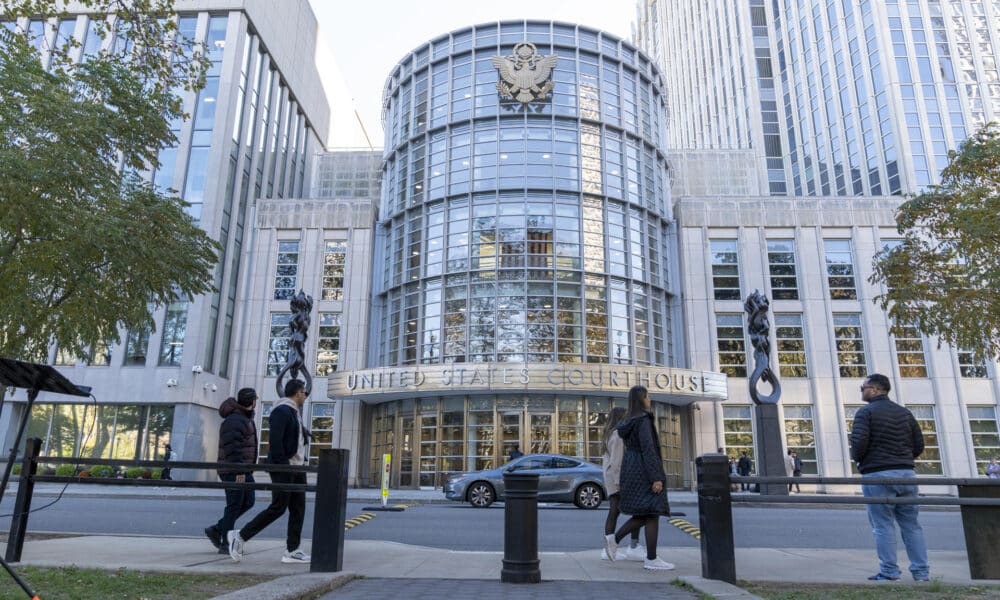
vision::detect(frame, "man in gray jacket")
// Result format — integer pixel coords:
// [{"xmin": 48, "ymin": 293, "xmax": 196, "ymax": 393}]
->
[{"xmin": 849, "ymin": 373, "xmax": 929, "ymax": 582}]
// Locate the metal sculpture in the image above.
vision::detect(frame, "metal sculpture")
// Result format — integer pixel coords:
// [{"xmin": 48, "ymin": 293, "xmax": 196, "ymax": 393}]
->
[
  {"xmin": 275, "ymin": 289, "xmax": 313, "ymax": 398},
  {"xmin": 744, "ymin": 289, "xmax": 781, "ymax": 405},
  {"xmin": 492, "ymin": 42, "xmax": 558, "ymax": 104}
]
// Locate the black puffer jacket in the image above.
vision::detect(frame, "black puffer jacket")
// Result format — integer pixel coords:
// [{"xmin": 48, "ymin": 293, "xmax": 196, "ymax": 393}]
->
[
  {"xmin": 849, "ymin": 395, "xmax": 924, "ymax": 474},
  {"xmin": 217, "ymin": 398, "xmax": 258, "ymax": 475},
  {"xmin": 617, "ymin": 411, "xmax": 669, "ymax": 516}
]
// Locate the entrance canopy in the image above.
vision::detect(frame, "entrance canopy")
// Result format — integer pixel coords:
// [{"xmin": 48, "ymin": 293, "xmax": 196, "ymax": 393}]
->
[{"xmin": 328, "ymin": 363, "xmax": 727, "ymax": 405}]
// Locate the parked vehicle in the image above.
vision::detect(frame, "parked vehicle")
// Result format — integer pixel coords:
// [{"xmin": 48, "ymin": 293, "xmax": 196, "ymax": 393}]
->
[{"xmin": 443, "ymin": 453, "xmax": 606, "ymax": 509}]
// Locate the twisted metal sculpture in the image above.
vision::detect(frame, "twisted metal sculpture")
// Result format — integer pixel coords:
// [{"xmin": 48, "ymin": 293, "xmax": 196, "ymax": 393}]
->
[
  {"xmin": 744, "ymin": 290, "xmax": 781, "ymax": 405},
  {"xmin": 275, "ymin": 290, "xmax": 313, "ymax": 398}
]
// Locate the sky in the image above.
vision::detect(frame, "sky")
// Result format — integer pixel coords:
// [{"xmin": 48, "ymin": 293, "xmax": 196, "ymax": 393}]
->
[{"xmin": 307, "ymin": 0, "xmax": 637, "ymax": 148}]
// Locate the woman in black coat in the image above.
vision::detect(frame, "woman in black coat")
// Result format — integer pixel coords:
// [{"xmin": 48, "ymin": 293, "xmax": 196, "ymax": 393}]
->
[{"xmin": 603, "ymin": 385, "xmax": 674, "ymax": 570}]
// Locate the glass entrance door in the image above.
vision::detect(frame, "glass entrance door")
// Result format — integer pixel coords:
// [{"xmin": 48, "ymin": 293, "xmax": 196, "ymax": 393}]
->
[
  {"xmin": 528, "ymin": 413, "xmax": 553, "ymax": 454},
  {"xmin": 500, "ymin": 412, "xmax": 521, "ymax": 462}
]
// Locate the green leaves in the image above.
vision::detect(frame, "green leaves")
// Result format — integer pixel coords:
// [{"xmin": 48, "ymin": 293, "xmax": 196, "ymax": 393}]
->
[
  {"xmin": 0, "ymin": 2, "xmax": 217, "ymax": 360},
  {"xmin": 870, "ymin": 123, "xmax": 1000, "ymax": 362}
]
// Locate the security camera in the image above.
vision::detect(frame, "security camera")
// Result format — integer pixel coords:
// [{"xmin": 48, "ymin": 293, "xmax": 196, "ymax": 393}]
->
[
  {"xmin": 166, "ymin": 378, "xmax": 178, "ymax": 388},
  {"xmin": 203, "ymin": 383, "xmax": 217, "ymax": 392},
  {"xmin": 192, "ymin": 365, "xmax": 203, "ymax": 374}
]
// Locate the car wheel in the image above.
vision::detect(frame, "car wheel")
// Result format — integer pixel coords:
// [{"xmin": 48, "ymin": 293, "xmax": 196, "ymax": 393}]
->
[
  {"xmin": 468, "ymin": 481, "xmax": 495, "ymax": 508},
  {"xmin": 574, "ymin": 482, "xmax": 603, "ymax": 509}
]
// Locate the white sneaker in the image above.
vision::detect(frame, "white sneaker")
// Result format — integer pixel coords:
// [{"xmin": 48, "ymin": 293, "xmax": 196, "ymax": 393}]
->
[
  {"xmin": 281, "ymin": 548, "xmax": 311, "ymax": 563},
  {"xmin": 601, "ymin": 548, "xmax": 628, "ymax": 561},
  {"xmin": 644, "ymin": 557, "xmax": 675, "ymax": 570},
  {"xmin": 603, "ymin": 534, "xmax": 618, "ymax": 563},
  {"xmin": 626, "ymin": 545, "xmax": 647, "ymax": 561},
  {"xmin": 227, "ymin": 530, "xmax": 244, "ymax": 563}
]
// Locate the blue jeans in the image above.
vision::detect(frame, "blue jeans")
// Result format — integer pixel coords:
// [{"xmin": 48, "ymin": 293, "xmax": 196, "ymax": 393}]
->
[{"xmin": 862, "ymin": 469, "xmax": 929, "ymax": 579}]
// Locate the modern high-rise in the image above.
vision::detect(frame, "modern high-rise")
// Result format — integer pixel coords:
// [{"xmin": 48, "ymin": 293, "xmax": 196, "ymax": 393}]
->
[
  {"xmin": 636, "ymin": 0, "xmax": 1000, "ymax": 196},
  {"xmin": 1, "ymin": 0, "xmax": 330, "ymax": 469}
]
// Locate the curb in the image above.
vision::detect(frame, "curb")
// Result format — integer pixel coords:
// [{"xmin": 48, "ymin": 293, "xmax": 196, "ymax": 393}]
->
[
  {"xmin": 680, "ymin": 575, "xmax": 764, "ymax": 600},
  {"xmin": 208, "ymin": 572, "xmax": 357, "ymax": 600}
]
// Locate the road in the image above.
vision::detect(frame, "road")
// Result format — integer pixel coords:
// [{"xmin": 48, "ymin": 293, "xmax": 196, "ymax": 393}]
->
[{"xmin": 0, "ymin": 495, "xmax": 968, "ymax": 552}]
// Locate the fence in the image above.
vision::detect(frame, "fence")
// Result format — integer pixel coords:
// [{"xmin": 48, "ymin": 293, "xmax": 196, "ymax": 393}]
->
[
  {"xmin": 4, "ymin": 438, "xmax": 350, "ymax": 572},
  {"xmin": 696, "ymin": 454, "xmax": 1000, "ymax": 584}
]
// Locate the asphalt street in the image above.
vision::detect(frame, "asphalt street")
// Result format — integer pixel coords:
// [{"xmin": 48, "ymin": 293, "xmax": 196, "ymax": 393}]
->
[{"xmin": 0, "ymin": 495, "xmax": 968, "ymax": 552}]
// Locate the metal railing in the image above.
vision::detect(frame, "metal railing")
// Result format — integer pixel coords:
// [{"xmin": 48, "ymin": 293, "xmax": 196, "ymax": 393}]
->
[
  {"xmin": 4, "ymin": 438, "xmax": 350, "ymax": 572},
  {"xmin": 696, "ymin": 454, "xmax": 1000, "ymax": 584}
]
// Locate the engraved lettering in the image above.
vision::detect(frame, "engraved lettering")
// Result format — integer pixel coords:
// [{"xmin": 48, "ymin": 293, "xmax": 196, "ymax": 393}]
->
[
  {"xmin": 547, "ymin": 369, "xmax": 562, "ymax": 385},
  {"xmin": 654, "ymin": 372, "xmax": 670, "ymax": 389},
  {"xmin": 567, "ymin": 369, "xmax": 584, "ymax": 385},
  {"xmin": 520, "ymin": 368, "xmax": 529, "ymax": 384},
  {"xmin": 470, "ymin": 369, "xmax": 486, "ymax": 385},
  {"xmin": 609, "ymin": 370, "xmax": 620, "ymax": 386},
  {"xmin": 347, "ymin": 374, "xmax": 357, "ymax": 390}
]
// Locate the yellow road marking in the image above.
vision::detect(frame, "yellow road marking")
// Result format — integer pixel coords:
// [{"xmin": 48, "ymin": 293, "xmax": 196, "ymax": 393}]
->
[
  {"xmin": 344, "ymin": 512, "xmax": 376, "ymax": 531},
  {"xmin": 668, "ymin": 517, "xmax": 701, "ymax": 540}
]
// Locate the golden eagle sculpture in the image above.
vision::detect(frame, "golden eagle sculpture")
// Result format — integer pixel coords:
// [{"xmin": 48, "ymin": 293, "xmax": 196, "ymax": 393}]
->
[{"xmin": 492, "ymin": 42, "xmax": 558, "ymax": 104}]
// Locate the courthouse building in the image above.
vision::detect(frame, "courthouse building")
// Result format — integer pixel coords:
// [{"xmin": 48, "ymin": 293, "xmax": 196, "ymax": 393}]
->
[{"xmin": 4, "ymin": 2, "xmax": 1000, "ymax": 490}]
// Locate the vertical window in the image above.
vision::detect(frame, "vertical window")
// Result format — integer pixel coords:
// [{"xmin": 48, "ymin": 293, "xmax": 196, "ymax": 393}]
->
[
  {"xmin": 715, "ymin": 314, "xmax": 747, "ymax": 377},
  {"xmin": 315, "ymin": 313, "xmax": 342, "ymax": 376},
  {"xmin": 710, "ymin": 240, "xmax": 741, "ymax": 300},
  {"xmin": 158, "ymin": 302, "xmax": 188, "ymax": 366},
  {"xmin": 958, "ymin": 350, "xmax": 988, "ymax": 378},
  {"xmin": 824, "ymin": 240, "xmax": 857, "ymax": 300},
  {"xmin": 766, "ymin": 240, "xmax": 799, "ymax": 300},
  {"xmin": 258, "ymin": 401, "xmax": 273, "ymax": 462},
  {"xmin": 322, "ymin": 241, "xmax": 347, "ymax": 301},
  {"xmin": 54, "ymin": 346, "xmax": 78, "ymax": 366},
  {"xmin": 557, "ymin": 398, "xmax": 584, "ymax": 457},
  {"xmin": 123, "ymin": 326, "xmax": 150, "ymax": 366},
  {"xmin": 273, "ymin": 241, "xmax": 299, "ymax": 300},
  {"xmin": 88, "ymin": 340, "xmax": 112, "ymax": 366},
  {"xmin": 909, "ymin": 405, "xmax": 943, "ymax": 474},
  {"xmin": 893, "ymin": 326, "xmax": 927, "ymax": 377},
  {"xmin": 844, "ymin": 404, "xmax": 864, "ymax": 474},
  {"xmin": 783, "ymin": 405, "xmax": 817, "ymax": 474},
  {"xmin": 723, "ymin": 405, "xmax": 754, "ymax": 462},
  {"xmin": 968, "ymin": 406, "xmax": 1000, "ymax": 476},
  {"xmin": 308, "ymin": 402, "xmax": 336, "ymax": 466},
  {"xmin": 266, "ymin": 313, "xmax": 293, "ymax": 376},
  {"xmin": 467, "ymin": 401, "xmax": 494, "ymax": 471},
  {"xmin": 775, "ymin": 314, "xmax": 808, "ymax": 377},
  {"xmin": 833, "ymin": 313, "xmax": 866, "ymax": 377}
]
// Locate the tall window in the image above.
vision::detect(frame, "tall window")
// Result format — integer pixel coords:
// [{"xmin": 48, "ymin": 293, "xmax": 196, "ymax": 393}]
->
[
  {"xmin": 123, "ymin": 326, "xmax": 150, "ymax": 366},
  {"xmin": 766, "ymin": 240, "xmax": 799, "ymax": 300},
  {"xmin": 723, "ymin": 405, "xmax": 754, "ymax": 461},
  {"xmin": 968, "ymin": 406, "xmax": 1000, "ymax": 475},
  {"xmin": 158, "ymin": 302, "xmax": 188, "ymax": 366},
  {"xmin": 833, "ymin": 313, "xmax": 866, "ymax": 377},
  {"xmin": 909, "ymin": 405, "xmax": 943, "ymax": 474},
  {"xmin": 258, "ymin": 400, "xmax": 273, "ymax": 462},
  {"xmin": 710, "ymin": 240, "xmax": 741, "ymax": 300},
  {"xmin": 315, "ymin": 313, "xmax": 342, "ymax": 376},
  {"xmin": 715, "ymin": 314, "xmax": 747, "ymax": 377},
  {"xmin": 775, "ymin": 314, "xmax": 808, "ymax": 377},
  {"xmin": 844, "ymin": 404, "xmax": 863, "ymax": 474},
  {"xmin": 308, "ymin": 402, "xmax": 336, "ymax": 466},
  {"xmin": 266, "ymin": 313, "xmax": 293, "ymax": 376},
  {"xmin": 322, "ymin": 241, "xmax": 347, "ymax": 301},
  {"xmin": 54, "ymin": 345, "xmax": 79, "ymax": 366},
  {"xmin": 273, "ymin": 241, "xmax": 299, "ymax": 300},
  {"xmin": 893, "ymin": 326, "xmax": 928, "ymax": 377},
  {"xmin": 958, "ymin": 350, "xmax": 988, "ymax": 378},
  {"xmin": 824, "ymin": 240, "xmax": 857, "ymax": 300},
  {"xmin": 88, "ymin": 340, "xmax": 112, "ymax": 366},
  {"xmin": 783, "ymin": 405, "xmax": 816, "ymax": 474}
]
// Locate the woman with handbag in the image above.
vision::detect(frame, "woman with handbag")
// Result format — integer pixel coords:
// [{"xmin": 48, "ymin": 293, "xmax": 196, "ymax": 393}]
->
[
  {"xmin": 601, "ymin": 406, "xmax": 643, "ymax": 561},
  {"xmin": 603, "ymin": 385, "xmax": 675, "ymax": 570}
]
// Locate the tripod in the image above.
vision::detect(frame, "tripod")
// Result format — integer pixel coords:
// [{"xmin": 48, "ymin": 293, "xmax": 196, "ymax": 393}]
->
[{"xmin": 0, "ymin": 358, "xmax": 91, "ymax": 600}]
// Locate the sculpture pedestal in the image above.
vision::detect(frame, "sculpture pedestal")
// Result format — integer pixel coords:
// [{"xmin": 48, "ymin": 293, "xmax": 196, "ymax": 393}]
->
[{"xmin": 753, "ymin": 403, "xmax": 789, "ymax": 496}]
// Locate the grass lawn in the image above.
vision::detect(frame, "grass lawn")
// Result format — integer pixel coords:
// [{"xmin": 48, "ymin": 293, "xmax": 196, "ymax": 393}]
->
[
  {"xmin": 0, "ymin": 566, "xmax": 273, "ymax": 600},
  {"xmin": 744, "ymin": 580, "xmax": 1000, "ymax": 600}
]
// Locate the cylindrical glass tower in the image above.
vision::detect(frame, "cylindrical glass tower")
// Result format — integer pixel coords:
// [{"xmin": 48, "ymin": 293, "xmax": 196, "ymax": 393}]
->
[{"xmin": 362, "ymin": 20, "xmax": 693, "ymax": 489}]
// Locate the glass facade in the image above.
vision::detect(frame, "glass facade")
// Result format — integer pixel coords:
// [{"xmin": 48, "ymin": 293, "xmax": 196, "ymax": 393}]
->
[{"xmin": 367, "ymin": 21, "xmax": 684, "ymax": 488}]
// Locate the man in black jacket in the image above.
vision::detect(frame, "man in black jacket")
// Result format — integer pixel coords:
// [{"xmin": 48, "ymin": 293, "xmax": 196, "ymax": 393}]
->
[
  {"xmin": 228, "ymin": 379, "xmax": 311, "ymax": 564},
  {"xmin": 849, "ymin": 373, "xmax": 929, "ymax": 582},
  {"xmin": 204, "ymin": 387, "xmax": 258, "ymax": 553}
]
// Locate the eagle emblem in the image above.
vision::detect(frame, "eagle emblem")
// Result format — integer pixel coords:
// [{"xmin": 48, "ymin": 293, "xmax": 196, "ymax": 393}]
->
[{"xmin": 492, "ymin": 42, "xmax": 558, "ymax": 104}]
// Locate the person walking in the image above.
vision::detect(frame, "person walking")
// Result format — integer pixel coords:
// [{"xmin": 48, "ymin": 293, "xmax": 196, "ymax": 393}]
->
[
  {"xmin": 509, "ymin": 445, "xmax": 524, "ymax": 461},
  {"xmin": 849, "ymin": 373, "xmax": 929, "ymax": 582},
  {"xmin": 603, "ymin": 385, "xmax": 674, "ymax": 571},
  {"xmin": 986, "ymin": 457, "xmax": 1000, "ymax": 479},
  {"xmin": 161, "ymin": 444, "xmax": 177, "ymax": 480},
  {"xmin": 784, "ymin": 450, "xmax": 795, "ymax": 492},
  {"xmin": 205, "ymin": 388, "xmax": 258, "ymax": 554},
  {"xmin": 228, "ymin": 379, "xmax": 311, "ymax": 564},
  {"xmin": 737, "ymin": 451, "xmax": 752, "ymax": 491},
  {"xmin": 791, "ymin": 451, "xmax": 803, "ymax": 492},
  {"xmin": 601, "ymin": 406, "xmax": 642, "ymax": 562}
]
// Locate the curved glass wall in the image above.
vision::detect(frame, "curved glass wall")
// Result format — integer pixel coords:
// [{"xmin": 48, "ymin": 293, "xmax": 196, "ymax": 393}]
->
[{"xmin": 377, "ymin": 21, "xmax": 675, "ymax": 369}]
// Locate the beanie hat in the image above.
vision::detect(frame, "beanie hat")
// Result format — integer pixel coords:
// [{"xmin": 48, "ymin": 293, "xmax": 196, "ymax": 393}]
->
[{"xmin": 237, "ymin": 388, "xmax": 257, "ymax": 407}]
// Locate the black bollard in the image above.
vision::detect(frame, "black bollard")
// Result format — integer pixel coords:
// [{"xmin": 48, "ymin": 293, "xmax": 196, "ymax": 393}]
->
[
  {"xmin": 501, "ymin": 472, "xmax": 540, "ymax": 583},
  {"xmin": 310, "ymin": 448, "xmax": 349, "ymax": 573},
  {"xmin": 958, "ymin": 483, "xmax": 1000, "ymax": 579},
  {"xmin": 696, "ymin": 454, "xmax": 736, "ymax": 584}
]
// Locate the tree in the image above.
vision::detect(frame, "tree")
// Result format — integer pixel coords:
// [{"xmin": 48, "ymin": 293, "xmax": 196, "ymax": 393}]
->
[
  {"xmin": 870, "ymin": 123, "xmax": 1000, "ymax": 361},
  {"xmin": 0, "ymin": 0, "xmax": 219, "ymax": 361}
]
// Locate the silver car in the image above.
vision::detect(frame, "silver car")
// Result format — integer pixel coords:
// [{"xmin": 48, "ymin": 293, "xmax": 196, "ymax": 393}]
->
[{"xmin": 443, "ymin": 453, "xmax": 606, "ymax": 509}]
